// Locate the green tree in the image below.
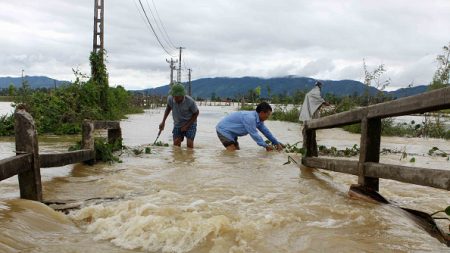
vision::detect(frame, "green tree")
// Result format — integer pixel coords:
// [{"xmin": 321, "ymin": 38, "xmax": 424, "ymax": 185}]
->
[
  {"xmin": 362, "ymin": 59, "xmax": 390, "ymax": 105},
  {"xmin": 90, "ymin": 50, "xmax": 109, "ymax": 113},
  {"xmin": 8, "ymin": 84, "xmax": 15, "ymax": 96},
  {"xmin": 429, "ymin": 42, "xmax": 450, "ymax": 90},
  {"xmin": 266, "ymin": 85, "xmax": 272, "ymax": 99},
  {"xmin": 254, "ymin": 86, "xmax": 261, "ymax": 99}
]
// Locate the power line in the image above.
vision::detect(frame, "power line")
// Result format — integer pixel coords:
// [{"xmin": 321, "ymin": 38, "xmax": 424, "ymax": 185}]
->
[
  {"xmin": 133, "ymin": 0, "xmax": 152, "ymax": 33},
  {"xmin": 144, "ymin": 0, "xmax": 177, "ymax": 51},
  {"xmin": 136, "ymin": 0, "xmax": 174, "ymax": 56},
  {"xmin": 150, "ymin": 0, "xmax": 177, "ymax": 50}
]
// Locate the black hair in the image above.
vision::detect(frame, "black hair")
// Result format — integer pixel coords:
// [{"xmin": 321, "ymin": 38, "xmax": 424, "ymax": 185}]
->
[{"xmin": 256, "ymin": 102, "xmax": 272, "ymax": 113}]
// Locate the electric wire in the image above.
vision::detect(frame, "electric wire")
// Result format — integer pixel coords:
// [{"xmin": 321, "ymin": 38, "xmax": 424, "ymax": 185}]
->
[
  {"xmin": 133, "ymin": 0, "xmax": 153, "ymax": 35},
  {"xmin": 150, "ymin": 0, "xmax": 178, "ymax": 49},
  {"xmin": 136, "ymin": 0, "xmax": 174, "ymax": 56},
  {"xmin": 144, "ymin": 0, "xmax": 177, "ymax": 51}
]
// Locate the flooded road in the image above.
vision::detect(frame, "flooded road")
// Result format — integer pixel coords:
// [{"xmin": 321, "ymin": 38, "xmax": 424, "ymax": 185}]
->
[{"xmin": 1, "ymin": 104, "xmax": 449, "ymax": 252}]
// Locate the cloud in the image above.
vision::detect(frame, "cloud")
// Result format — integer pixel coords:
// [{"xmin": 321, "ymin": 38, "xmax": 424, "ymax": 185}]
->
[{"xmin": 0, "ymin": 0, "xmax": 449, "ymax": 90}]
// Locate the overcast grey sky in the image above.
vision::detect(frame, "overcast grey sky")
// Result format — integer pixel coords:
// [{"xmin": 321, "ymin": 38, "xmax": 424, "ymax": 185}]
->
[{"xmin": 0, "ymin": 0, "xmax": 449, "ymax": 90}]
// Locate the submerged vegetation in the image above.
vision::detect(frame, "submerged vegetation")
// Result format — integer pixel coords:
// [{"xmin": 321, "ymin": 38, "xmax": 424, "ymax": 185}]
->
[{"xmin": 69, "ymin": 137, "xmax": 123, "ymax": 163}]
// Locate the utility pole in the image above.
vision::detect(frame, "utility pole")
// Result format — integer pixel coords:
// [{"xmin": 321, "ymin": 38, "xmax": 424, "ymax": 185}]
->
[
  {"xmin": 188, "ymin": 68, "xmax": 192, "ymax": 96},
  {"xmin": 93, "ymin": 0, "xmax": 104, "ymax": 54},
  {"xmin": 176, "ymin": 47, "xmax": 184, "ymax": 83},
  {"xmin": 166, "ymin": 58, "xmax": 178, "ymax": 87}
]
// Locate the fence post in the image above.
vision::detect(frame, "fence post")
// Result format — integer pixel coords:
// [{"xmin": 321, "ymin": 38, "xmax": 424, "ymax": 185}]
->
[
  {"xmin": 15, "ymin": 109, "xmax": 42, "ymax": 201},
  {"xmin": 82, "ymin": 120, "xmax": 95, "ymax": 164},
  {"xmin": 108, "ymin": 127, "xmax": 122, "ymax": 150},
  {"xmin": 357, "ymin": 117, "xmax": 381, "ymax": 191},
  {"xmin": 302, "ymin": 122, "xmax": 318, "ymax": 157}
]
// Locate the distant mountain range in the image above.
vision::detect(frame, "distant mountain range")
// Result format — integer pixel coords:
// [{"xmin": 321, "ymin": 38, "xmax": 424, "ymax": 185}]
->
[
  {"xmin": 0, "ymin": 76, "xmax": 68, "ymax": 89},
  {"xmin": 138, "ymin": 76, "xmax": 429, "ymax": 99},
  {"xmin": 0, "ymin": 75, "xmax": 429, "ymax": 99}
]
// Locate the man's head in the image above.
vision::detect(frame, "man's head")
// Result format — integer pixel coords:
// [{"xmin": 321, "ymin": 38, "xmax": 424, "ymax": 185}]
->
[
  {"xmin": 256, "ymin": 102, "xmax": 272, "ymax": 121},
  {"xmin": 169, "ymin": 83, "xmax": 186, "ymax": 103},
  {"xmin": 315, "ymin": 81, "xmax": 323, "ymax": 88}
]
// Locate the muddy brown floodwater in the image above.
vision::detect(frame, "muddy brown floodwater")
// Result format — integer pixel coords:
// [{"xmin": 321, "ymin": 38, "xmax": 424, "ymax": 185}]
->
[{"xmin": 1, "ymin": 104, "xmax": 449, "ymax": 252}]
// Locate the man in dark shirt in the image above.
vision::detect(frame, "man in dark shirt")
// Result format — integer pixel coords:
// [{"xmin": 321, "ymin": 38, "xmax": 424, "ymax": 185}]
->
[{"xmin": 159, "ymin": 84, "xmax": 199, "ymax": 148}]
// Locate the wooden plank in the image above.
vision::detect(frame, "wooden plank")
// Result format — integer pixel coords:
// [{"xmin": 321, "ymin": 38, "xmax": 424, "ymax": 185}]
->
[
  {"xmin": 301, "ymin": 157, "xmax": 359, "ymax": 175},
  {"xmin": 15, "ymin": 110, "xmax": 42, "ymax": 201},
  {"xmin": 94, "ymin": 121, "xmax": 120, "ymax": 130},
  {"xmin": 40, "ymin": 149, "xmax": 95, "ymax": 168},
  {"xmin": 302, "ymin": 122, "xmax": 318, "ymax": 157},
  {"xmin": 301, "ymin": 157, "xmax": 450, "ymax": 191},
  {"xmin": 365, "ymin": 162, "xmax": 450, "ymax": 190},
  {"xmin": 0, "ymin": 154, "xmax": 32, "ymax": 181},
  {"xmin": 358, "ymin": 117, "xmax": 381, "ymax": 191},
  {"xmin": 306, "ymin": 108, "xmax": 366, "ymax": 130},
  {"xmin": 305, "ymin": 87, "xmax": 450, "ymax": 130},
  {"xmin": 368, "ymin": 87, "xmax": 450, "ymax": 118}
]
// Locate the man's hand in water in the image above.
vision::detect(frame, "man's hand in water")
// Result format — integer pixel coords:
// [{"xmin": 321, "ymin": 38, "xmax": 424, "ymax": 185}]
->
[
  {"xmin": 275, "ymin": 144, "xmax": 284, "ymax": 151},
  {"xmin": 266, "ymin": 144, "xmax": 284, "ymax": 152}
]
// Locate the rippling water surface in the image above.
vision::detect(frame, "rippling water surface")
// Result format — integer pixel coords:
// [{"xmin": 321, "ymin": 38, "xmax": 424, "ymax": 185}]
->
[{"xmin": 1, "ymin": 104, "xmax": 449, "ymax": 252}]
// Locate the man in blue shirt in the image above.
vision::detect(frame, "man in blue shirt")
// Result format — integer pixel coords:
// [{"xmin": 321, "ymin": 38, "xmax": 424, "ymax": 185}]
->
[
  {"xmin": 216, "ymin": 102, "xmax": 284, "ymax": 151},
  {"xmin": 159, "ymin": 84, "xmax": 199, "ymax": 148}
]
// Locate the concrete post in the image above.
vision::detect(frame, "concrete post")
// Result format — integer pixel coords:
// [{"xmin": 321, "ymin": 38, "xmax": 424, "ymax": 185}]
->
[
  {"xmin": 82, "ymin": 120, "xmax": 95, "ymax": 164},
  {"xmin": 108, "ymin": 127, "xmax": 122, "ymax": 151}
]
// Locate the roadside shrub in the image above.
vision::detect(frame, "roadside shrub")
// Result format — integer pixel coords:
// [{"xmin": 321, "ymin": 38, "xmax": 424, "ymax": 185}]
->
[
  {"xmin": 0, "ymin": 114, "xmax": 14, "ymax": 136},
  {"xmin": 270, "ymin": 105, "xmax": 299, "ymax": 122}
]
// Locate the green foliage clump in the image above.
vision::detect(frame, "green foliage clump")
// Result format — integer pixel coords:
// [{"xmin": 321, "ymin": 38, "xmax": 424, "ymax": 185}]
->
[
  {"xmin": 0, "ymin": 114, "xmax": 14, "ymax": 136},
  {"xmin": 342, "ymin": 119, "xmax": 450, "ymax": 140},
  {"xmin": 93, "ymin": 137, "xmax": 121, "ymax": 163},
  {"xmin": 342, "ymin": 123, "xmax": 362, "ymax": 134},
  {"xmin": 428, "ymin": 147, "xmax": 448, "ymax": 157},
  {"xmin": 153, "ymin": 141, "xmax": 169, "ymax": 147},
  {"xmin": 283, "ymin": 142, "xmax": 305, "ymax": 154},
  {"xmin": 68, "ymin": 137, "xmax": 122, "ymax": 163},
  {"xmin": 239, "ymin": 104, "xmax": 255, "ymax": 111},
  {"xmin": 270, "ymin": 105, "xmax": 300, "ymax": 123},
  {"xmin": 0, "ymin": 51, "xmax": 141, "ymax": 136},
  {"xmin": 318, "ymin": 144, "xmax": 360, "ymax": 157},
  {"xmin": 428, "ymin": 42, "xmax": 449, "ymax": 91}
]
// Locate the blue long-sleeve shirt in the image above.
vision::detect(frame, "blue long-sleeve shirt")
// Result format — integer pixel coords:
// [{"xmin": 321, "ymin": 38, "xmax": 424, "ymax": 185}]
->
[{"xmin": 216, "ymin": 111, "xmax": 281, "ymax": 147}]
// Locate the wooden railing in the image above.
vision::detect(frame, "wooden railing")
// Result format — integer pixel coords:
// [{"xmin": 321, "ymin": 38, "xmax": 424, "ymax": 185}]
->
[
  {"xmin": 302, "ymin": 86, "xmax": 450, "ymax": 191},
  {"xmin": 0, "ymin": 109, "xmax": 121, "ymax": 202},
  {"xmin": 301, "ymin": 86, "xmax": 450, "ymax": 245}
]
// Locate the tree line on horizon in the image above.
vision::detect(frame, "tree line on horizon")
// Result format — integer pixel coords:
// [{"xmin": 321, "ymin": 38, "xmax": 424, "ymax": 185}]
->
[{"xmin": 0, "ymin": 43, "xmax": 448, "ymax": 138}]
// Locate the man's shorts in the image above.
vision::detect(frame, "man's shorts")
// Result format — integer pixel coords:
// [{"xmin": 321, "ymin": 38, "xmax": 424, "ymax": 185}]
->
[
  {"xmin": 216, "ymin": 131, "xmax": 239, "ymax": 148},
  {"xmin": 172, "ymin": 123, "xmax": 197, "ymax": 140}
]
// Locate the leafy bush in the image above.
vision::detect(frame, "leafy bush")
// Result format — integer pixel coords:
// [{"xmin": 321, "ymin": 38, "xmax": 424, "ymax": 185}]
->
[
  {"xmin": 270, "ymin": 105, "xmax": 300, "ymax": 123},
  {"xmin": 239, "ymin": 104, "xmax": 255, "ymax": 111},
  {"xmin": 0, "ymin": 114, "xmax": 14, "ymax": 136},
  {"xmin": 0, "ymin": 51, "xmax": 141, "ymax": 136}
]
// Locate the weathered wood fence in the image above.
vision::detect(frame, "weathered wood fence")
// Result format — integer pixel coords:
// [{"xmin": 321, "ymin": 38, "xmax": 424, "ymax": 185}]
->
[
  {"xmin": 302, "ymin": 86, "xmax": 450, "ymax": 245},
  {"xmin": 132, "ymin": 94, "xmax": 166, "ymax": 109},
  {"xmin": 197, "ymin": 100, "xmax": 234, "ymax": 106},
  {"xmin": 0, "ymin": 109, "xmax": 121, "ymax": 202}
]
